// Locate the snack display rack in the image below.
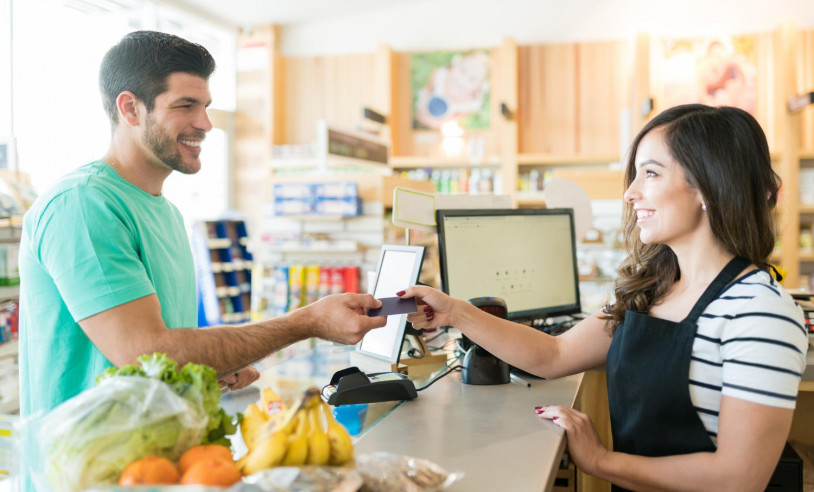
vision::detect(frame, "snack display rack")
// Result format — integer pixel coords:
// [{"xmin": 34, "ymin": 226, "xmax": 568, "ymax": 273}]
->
[{"xmin": 193, "ymin": 219, "xmax": 254, "ymax": 326}]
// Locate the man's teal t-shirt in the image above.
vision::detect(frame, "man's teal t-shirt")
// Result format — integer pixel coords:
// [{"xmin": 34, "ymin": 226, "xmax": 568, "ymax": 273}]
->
[{"xmin": 18, "ymin": 160, "xmax": 197, "ymax": 418}]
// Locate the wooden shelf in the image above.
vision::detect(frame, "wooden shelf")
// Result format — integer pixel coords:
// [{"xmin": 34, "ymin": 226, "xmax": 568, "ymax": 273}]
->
[
  {"xmin": 799, "ymin": 151, "xmax": 814, "ymax": 161},
  {"xmin": 515, "ymin": 192, "xmax": 546, "ymax": 207},
  {"xmin": 517, "ymin": 153, "xmax": 620, "ymax": 166},
  {"xmin": 0, "ymin": 286, "xmax": 18, "ymax": 301},
  {"xmin": 0, "ymin": 398, "xmax": 18, "ymax": 414},
  {"xmin": 800, "ymin": 205, "xmax": 814, "ymax": 214},
  {"xmin": 270, "ymin": 156, "xmax": 389, "ymax": 173},
  {"xmin": 389, "ymin": 155, "xmax": 501, "ymax": 169},
  {"xmin": 0, "ymin": 340, "xmax": 16, "ymax": 361},
  {"xmin": 207, "ymin": 238, "xmax": 232, "ymax": 249},
  {"xmin": 0, "ymin": 226, "xmax": 21, "ymax": 245}
]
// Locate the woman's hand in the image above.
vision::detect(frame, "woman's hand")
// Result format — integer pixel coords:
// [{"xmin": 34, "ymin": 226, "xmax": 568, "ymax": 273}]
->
[
  {"xmin": 399, "ymin": 285, "xmax": 461, "ymax": 330},
  {"xmin": 536, "ymin": 405, "xmax": 609, "ymax": 476}
]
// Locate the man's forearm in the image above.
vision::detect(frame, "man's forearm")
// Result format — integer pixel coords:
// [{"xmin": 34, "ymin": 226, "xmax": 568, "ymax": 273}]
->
[{"xmin": 150, "ymin": 309, "xmax": 315, "ymax": 376}]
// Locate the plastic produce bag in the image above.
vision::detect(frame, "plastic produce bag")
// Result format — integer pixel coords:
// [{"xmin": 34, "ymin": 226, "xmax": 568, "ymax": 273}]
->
[
  {"xmin": 23, "ymin": 376, "xmax": 208, "ymax": 492},
  {"xmin": 355, "ymin": 453, "xmax": 463, "ymax": 491},
  {"xmin": 242, "ymin": 467, "xmax": 364, "ymax": 491}
]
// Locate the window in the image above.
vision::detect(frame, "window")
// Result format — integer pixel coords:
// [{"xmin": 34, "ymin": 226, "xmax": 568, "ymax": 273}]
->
[{"xmin": 10, "ymin": 0, "xmax": 236, "ymax": 219}]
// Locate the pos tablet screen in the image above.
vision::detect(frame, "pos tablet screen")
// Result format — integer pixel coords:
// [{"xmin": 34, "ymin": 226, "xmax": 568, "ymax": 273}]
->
[{"xmin": 356, "ymin": 244, "xmax": 425, "ymax": 364}]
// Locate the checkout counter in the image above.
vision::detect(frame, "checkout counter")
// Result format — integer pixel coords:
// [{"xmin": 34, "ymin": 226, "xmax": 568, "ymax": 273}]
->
[{"xmin": 221, "ymin": 341, "xmax": 582, "ymax": 492}]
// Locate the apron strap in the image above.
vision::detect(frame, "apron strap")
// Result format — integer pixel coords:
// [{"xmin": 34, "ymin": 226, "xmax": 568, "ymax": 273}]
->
[{"xmin": 683, "ymin": 256, "xmax": 751, "ymax": 324}]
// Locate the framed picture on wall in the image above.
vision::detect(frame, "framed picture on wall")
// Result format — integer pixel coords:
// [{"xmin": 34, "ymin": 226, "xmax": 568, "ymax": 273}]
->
[
  {"xmin": 411, "ymin": 50, "xmax": 491, "ymax": 131},
  {"xmin": 659, "ymin": 36, "xmax": 757, "ymax": 115}
]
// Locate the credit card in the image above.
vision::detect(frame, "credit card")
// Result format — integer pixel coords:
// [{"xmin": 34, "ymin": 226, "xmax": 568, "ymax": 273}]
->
[{"xmin": 366, "ymin": 297, "xmax": 419, "ymax": 317}]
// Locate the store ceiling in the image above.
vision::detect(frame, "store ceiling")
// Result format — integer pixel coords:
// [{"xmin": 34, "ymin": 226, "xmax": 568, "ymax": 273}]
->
[{"xmin": 168, "ymin": 0, "xmax": 419, "ymax": 29}]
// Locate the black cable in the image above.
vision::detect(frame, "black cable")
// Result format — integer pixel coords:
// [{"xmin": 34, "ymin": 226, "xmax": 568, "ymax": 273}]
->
[
  {"xmin": 426, "ymin": 338, "xmax": 458, "ymax": 352},
  {"xmin": 416, "ymin": 364, "xmax": 463, "ymax": 392}
]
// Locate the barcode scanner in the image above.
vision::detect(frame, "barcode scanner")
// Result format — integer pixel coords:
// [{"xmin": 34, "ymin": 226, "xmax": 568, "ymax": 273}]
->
[{"xmin": 461, "ymin": 297, "xmax": 510, "ymax": 385}]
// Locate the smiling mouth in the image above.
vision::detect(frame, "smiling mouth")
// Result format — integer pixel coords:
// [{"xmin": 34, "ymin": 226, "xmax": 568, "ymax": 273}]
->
[
  {"xmin": 179, "ymin": 138, "xmax": 202, "ymax": 148},
  {"xmin": 636, "ymin": 210, "xmax": 654, "ymax": 220}
]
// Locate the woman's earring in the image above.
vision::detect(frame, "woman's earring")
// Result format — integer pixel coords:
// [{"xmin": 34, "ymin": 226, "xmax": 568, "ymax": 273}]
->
[{"xmin": 702, "ymin": 204, "xmax": 707, "ymax": 211}]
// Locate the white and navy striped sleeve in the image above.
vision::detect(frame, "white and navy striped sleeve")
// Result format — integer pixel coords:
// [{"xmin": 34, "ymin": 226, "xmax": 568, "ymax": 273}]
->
[{"xmin": 717, "ymin": 275, "xmax": 808, "ymax": 409}]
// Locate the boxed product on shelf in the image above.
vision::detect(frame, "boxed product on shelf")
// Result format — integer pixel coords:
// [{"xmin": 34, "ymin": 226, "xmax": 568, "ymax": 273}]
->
[
  {"xmin": 288, "ymin": 265, "xmax": 305, "ymax": 310},
  {"xmin": 272, "ymin": 181, "xmax": 361, "ymax": 217},
  {"xmin": 271, "ymin": 266, "xmax": 289, "ymax": 317},
  {"xmin": 313, "ymin": 196, "xmax": 362, "ymax": 216},
  {"xmin": 258, "ymin": 264, "xmax": 361, "ymax": 316},
  {"xmin": 0, "ymin": 301, "xmax": 18, "ymax": 344},
  {"xmin": 274, "ymin": 196, "xmax": 314, "ymax": 216},
  {"xmin": 304, "ymin": 265, "xmax": 320, "ymax": 305},
  {"xmin": 0, "ymin": 244, "xmax": 19, "ymax": 286}
]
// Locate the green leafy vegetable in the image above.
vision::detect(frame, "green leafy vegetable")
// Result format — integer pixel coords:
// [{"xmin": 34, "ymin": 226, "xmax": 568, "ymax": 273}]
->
[
  {"xmin": 39, "ymin": 353, "xmax": 239, "ymax": 491},
  {"xmin": 97, "ymin": 352, "xmax": 237, "ymax": 445}
]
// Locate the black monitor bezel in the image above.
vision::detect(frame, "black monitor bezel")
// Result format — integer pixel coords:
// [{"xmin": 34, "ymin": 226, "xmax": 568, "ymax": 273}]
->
[{"xmin": 436, "ymin": 207, "xmax": 582, "ymax": 321}]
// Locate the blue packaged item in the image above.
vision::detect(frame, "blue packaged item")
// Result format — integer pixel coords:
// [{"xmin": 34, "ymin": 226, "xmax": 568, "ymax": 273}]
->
[{"xmin": 332, "ymin": 403, "xmax": 368, "ymax": 436}]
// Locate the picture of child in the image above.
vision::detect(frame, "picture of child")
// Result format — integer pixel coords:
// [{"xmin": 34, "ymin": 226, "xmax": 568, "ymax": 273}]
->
[
  {"xmin": 412, "ymin": 50, "xmax": 491, "ymax": 130},
  {"xmin": 695, "ymin": 39, "xmax": 756, "ymax": 113},
  {"xmin": 660, "ymin": 37, "xmax": 756, "ymax": 115}
]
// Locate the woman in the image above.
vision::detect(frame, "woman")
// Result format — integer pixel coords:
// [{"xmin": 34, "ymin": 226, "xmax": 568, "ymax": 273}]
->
[{"xmin": 400, "ymin": 104, "xmax": 809, "ymax": 491}]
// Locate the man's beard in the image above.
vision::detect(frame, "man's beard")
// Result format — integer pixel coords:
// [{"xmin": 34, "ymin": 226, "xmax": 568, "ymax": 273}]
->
[{"xmin": 143, "ymin": 114, "xmax": 199, "ymax": 175}]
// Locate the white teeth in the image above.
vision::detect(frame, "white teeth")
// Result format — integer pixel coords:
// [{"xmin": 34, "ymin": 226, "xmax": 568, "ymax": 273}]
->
[
  {"xmin": 636, "ymin": 210, "xmax": 653, "ymax": 219},
  {"xmin": 179, "ymin": 139, "xmax": 201, "ymax": 147}
]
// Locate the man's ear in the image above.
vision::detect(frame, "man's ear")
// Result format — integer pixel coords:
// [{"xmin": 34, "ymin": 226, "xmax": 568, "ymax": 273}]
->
[{"xmin": 116, "ymin": 91, "xmax": 141, "ymax": 127}]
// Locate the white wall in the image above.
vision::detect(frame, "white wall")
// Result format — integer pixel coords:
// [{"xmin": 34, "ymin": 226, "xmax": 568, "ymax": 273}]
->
[
  {"xmin": 279, "ymin": 0, "xmax": 814, "ymax": 56},
  {"xmin": 0, "ymin": 0, "xmax": 11, "ymax": 138}
]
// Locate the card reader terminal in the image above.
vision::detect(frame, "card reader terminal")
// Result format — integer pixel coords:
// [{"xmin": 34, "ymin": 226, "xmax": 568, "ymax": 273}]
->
[{"xmin": 323, "ymin": 366, "xmax": 418, "ymax": 406}]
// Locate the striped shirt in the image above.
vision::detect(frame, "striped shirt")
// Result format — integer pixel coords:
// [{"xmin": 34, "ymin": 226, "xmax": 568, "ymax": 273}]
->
[{"xmin": 689, "ymin": 269, "xmax": 809, "ymax": 443}]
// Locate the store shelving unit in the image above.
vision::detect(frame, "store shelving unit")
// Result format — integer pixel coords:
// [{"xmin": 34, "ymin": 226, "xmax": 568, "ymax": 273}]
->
[
  {"xmin": 0, "ymin": 223, "xmax": 21, "ymax": 416},
  {"xmin": 194, "ymin": 219, "xmax": 254, "ymax": 326},
  {"xmin": 0, "ymin": 340, "xmax": 17, "ymax": 415}
]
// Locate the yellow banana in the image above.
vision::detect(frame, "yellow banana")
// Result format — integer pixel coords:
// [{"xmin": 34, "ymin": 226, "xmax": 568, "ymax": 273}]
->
[
  {"xmin": 240, "ymin": 403, "xmax": 269, "ymax": 450},
  {"xmin": 306, "ymin": 405, "xmax": 331, "ymax": 466},
  {"xmin": 321, "ymin": 401, "xmax": 354, "ymax": 466},
  {"xmin": 239, "ymin": 401, "xmax": 303, "ymax": 475},
  {"xmin": 239, "ymin": 425, "xmax": 290, "ymax": 475},
  {"xmin": 281, "ymin": 411, "xmax": 309, "ymax": 466}
]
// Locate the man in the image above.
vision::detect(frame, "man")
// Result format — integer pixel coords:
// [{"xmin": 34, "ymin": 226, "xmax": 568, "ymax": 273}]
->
[{"xmin": 18, "ymin": 30, "xmax": 385, "ymax": 418}]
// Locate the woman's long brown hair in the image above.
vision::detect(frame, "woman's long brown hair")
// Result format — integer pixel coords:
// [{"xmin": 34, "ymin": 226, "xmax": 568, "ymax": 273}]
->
[{"xmin": 602, "ymin": 104, "xmax": 780, "ymax": 334}]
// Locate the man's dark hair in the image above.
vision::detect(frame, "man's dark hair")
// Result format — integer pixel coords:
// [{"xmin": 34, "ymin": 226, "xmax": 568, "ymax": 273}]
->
[{"xmin": 99, "ymin": 30, "xmax": 216, "ymax": 126}]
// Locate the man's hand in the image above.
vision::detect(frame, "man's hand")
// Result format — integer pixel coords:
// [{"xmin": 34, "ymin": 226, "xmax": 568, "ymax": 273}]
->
[
  {"xmin": 219, "ymin": 366, "xmax": 260, "ymax": 393},
  {"xmin": 296, "ymin": 293, "xmax": 386, "ymax": 345}
]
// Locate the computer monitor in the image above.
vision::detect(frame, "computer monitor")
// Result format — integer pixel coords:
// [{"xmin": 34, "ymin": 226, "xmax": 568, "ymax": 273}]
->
[
  {"xmin": 436, "ymin": 208, "xmax": 581, "ymax": 321},
  {"xmin": 356, "ymin": 244, "xmax": 425, "ymax": 363}
]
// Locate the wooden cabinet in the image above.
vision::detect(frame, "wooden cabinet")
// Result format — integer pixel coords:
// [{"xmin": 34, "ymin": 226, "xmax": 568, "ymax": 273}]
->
[{"xmin": 236, "ymin": 24, "xmax": 814, "ymax": 290}]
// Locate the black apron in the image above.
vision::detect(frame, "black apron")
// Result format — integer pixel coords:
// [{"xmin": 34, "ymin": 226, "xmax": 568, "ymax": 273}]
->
[{"xmin": 605, "ymin": 256, "xmax": 749, "ymax": 492}]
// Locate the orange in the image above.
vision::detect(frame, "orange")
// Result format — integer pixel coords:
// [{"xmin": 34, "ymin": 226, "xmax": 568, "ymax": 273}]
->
[
  {"xmin": 177, "ymin": 444, "xmax": 234, "ymax": 475},
  {"xmin": 118, "ymin": 455, "xmax": 179, "ymax": 485},
  {"xmin": 181, "ymin": 459, "xmax": 242, "ymax": 486}
]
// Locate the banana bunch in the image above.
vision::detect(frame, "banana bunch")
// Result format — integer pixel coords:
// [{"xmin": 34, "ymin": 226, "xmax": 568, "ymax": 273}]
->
[{"xmin": 237, "ymin": 387, "xmax": 354, "ymax": 476}]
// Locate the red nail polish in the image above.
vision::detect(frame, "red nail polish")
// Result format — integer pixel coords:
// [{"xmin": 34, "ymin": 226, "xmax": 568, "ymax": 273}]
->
[
  {"xmin": 534, "ymin": 406, "xmax": 542, "ymax": 410},
  {"xmin": 396, "ymin": 290, "xmax": 405, "ymax": 296},
  {"xmin": 552, "ymin": 416, "xmax": 558, "ymax": 420}
]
